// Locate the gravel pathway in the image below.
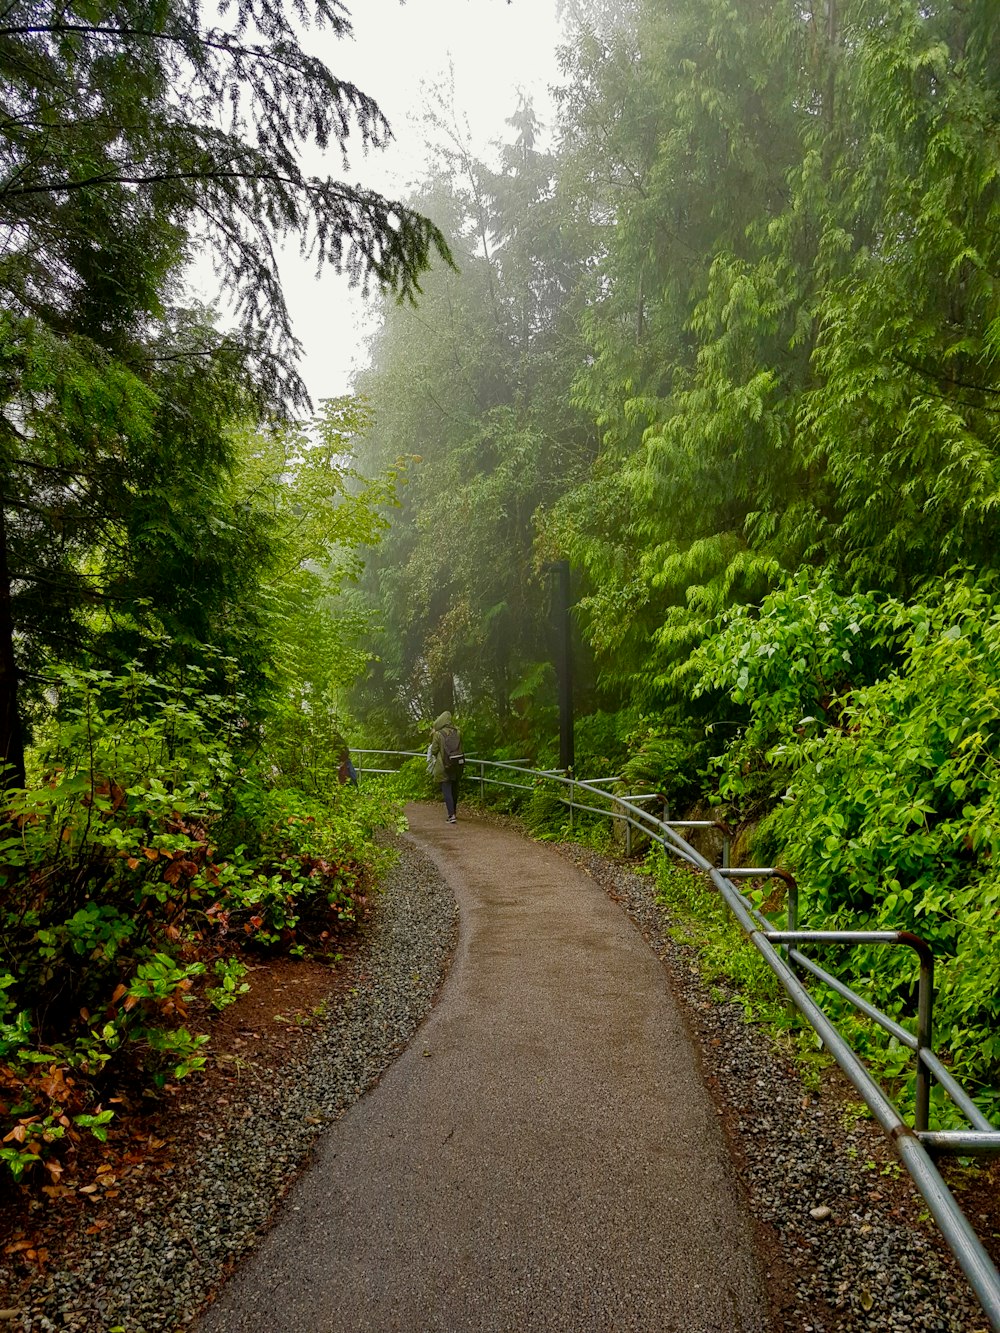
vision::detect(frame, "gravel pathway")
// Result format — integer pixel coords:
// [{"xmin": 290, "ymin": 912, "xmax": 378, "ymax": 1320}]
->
[
  {"xmin": 197, "ymin": 803, "xmax": 770, "ymax": 1333},
  {"xmin": 559, "ymin": 844, "xmax": 987, "ymax": 1333},
  {"xmin": 0, "ymin": 837, "xmax": 457, "ymax": 1333},
  {"xmin": 3, "ymin": 821, "xmax": 989, "ymax": 1332}
]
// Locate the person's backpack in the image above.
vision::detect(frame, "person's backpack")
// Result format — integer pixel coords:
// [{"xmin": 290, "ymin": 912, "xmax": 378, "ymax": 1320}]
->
[{"xmin": 440, "ymin": 726, "xmax": 465, "ymax": 775}]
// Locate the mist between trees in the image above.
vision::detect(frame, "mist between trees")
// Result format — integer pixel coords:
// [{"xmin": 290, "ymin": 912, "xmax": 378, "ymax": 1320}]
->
[
  {"xmin": 2, "ymin": 0, "xmax": 1000, "ymax": 1190},
  {"xmin": 351, "ymin": 0, "xmax": 1000, "ymax": 1120}
]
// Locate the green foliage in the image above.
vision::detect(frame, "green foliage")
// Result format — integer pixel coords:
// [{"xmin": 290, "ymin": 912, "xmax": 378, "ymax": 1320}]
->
[
  {"xmin": 379, "ymin": 756, "xmax": 438, "ymax": 802},
  {"xmin": 234, "ymin": 399, "xmax": 397, "ymax": 795},
  {"xmin": 757, "ymin": 577, "xmax": 1000, "ymax": 1101},
  {"xmin": 0, "ymin": 659, "xmax": 400, "ymax": 1184},
  {"xmin": 615, "ymin": 716, "xmax": 712, "ymax": 812},
  {"xmin": 651, "ymin": 853, "xmax": 787, "ymax": 1020},
  {"xmin": 205, "ymin": 958, "xmax": 250, "ymax": 1012},
  {"xmin": 687, "ymin": 575, "xmax": 898, "ymax": 817},
  {"xmin": 0, "ymin": 0, "xmax": 450, "ymax": 779},
  {"xmin": 351, "ymin": 91, "xmax": 600, "ymax": 741},
  {"xmin": 673, "ymin": 571, "xmax": 1000, "ymax": 1112}
]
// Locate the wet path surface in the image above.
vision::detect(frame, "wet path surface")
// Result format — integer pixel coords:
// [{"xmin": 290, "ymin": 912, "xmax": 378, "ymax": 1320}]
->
[{"xmin": 197, "ymin": 805, "xmax": 771, "ymax": 1332}]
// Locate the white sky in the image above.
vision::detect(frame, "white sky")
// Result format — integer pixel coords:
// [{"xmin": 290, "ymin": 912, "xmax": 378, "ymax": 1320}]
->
[{"xmin": 228, "ymin": 0, "xmax": 568, "ymax": 407}]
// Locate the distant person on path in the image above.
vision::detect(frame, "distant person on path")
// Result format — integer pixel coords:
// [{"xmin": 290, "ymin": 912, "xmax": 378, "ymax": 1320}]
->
[
  {"xmin": 430, "ymin": 711, "xmax": 463, "ymax": 824},
  {"xmin": 337, "ymin": 747, "xmax": 358, "ymax": 786}
]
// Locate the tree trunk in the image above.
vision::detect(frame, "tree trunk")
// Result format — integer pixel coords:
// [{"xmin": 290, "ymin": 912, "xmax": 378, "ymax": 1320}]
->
[
  {"xmin": 0, "ymin": 499, "xmax": 26, "ymax": 790},
  {"xmin": 432, "ymin": 673, "xmax": 455, "ymax": 718}
]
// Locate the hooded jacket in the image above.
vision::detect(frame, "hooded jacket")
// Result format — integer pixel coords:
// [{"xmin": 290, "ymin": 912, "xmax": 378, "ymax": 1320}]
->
[{"xmin": 430, "ymin": 711, "xmax": 461, "ymax": 782}]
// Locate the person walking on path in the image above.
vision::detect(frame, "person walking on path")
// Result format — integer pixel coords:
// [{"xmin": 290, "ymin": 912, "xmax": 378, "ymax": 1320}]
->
[
  {"xmin": 430, "ymin": 710, "xmax": 463, "ymax": 824},
  {"xmin": 337, "ymin": 746, "xmax": 358, "ymax": 786}
]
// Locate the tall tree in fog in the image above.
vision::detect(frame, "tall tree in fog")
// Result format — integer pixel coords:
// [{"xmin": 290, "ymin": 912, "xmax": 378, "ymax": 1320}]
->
[
  {"xmin": 546, "ymin": 0, "xmax": 1000, "ymax": 701},
  {"xmin": 0, "ymin": 0, "xmax": 448, "ymax": 784},
  {"xmin": 354, "ymin": 97, "xmax": 594, "ymax": 739}
]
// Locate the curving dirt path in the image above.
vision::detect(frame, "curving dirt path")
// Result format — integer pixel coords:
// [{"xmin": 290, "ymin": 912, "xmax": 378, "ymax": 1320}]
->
[{"xmin": 197, "ymin": 805, "xmax": 771, "ymax": 1332}]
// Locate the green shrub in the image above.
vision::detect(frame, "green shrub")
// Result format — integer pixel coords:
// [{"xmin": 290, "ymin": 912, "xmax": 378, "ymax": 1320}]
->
[
  {"xmin": 761, "ymin": 577, "xmax": 1000, "ymax": 1106},
  {"xmin": 690, "ymin": 572, "xmax": 1000, "ymax": 1115},
  {"xmin": 0, "ymin": 661, "xmax": 402, "ymax": 1184}
]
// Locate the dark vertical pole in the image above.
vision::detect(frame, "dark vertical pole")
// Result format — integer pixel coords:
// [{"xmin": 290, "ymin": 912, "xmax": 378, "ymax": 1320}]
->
[
  {"xmin": 554, "ymin": 559, "xmax": 574, "ymax": 772},
  {"xmin": 0, "ymin": 499, "xmax": 25, "ymax": 790}
]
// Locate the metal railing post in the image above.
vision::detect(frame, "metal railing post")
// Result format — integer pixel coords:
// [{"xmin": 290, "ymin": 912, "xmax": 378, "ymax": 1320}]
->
[
  {"xmin": 912, "ymin": 935, "xmax": 935, "ymax": 1133},
  {"xmin": 624, "ymin": 800, "xmax": 632, "ymax": 856},
  {"xmin": 784, "ymin": 873, "xmax": 798, "ymax": 934},
  {"xmin": 479, "ymin": 759, "xmax": 485, "ymax": 802}
]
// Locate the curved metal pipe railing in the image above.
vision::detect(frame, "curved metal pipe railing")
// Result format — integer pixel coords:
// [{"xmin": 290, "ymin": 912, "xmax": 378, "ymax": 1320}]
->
[{"xmin": 357, "ymin": 749, "xmax": 1000, "ymax": 1329}]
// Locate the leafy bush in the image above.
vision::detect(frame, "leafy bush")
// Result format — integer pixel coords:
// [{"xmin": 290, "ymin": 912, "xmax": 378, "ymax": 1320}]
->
[
  {"xmin": 758, "ymin": 577, "xmax": 1000, "ymax": 1103},
  {"xmin": 0, "ymin": 662, "xmax": 401, "ymax": 1184},
  {"xmin": 379, "ymin": 755, "xmax": 436, "ymax": 801},
  {"xmin": 688, "ymin": 573, "xmax": 898, "ymax": 819},
  {"xmin": 691, "ymin": 573, "xmax": 1000, "ymax": 1113},
  {"xmin": 616, "ymin": 717, "xmax": 711, "ymax": 812}
]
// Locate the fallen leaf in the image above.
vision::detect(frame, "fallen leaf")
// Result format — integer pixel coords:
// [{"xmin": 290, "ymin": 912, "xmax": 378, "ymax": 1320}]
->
[{"xmin": 41, "ymin": 1185, "xmax": 74, "ymax": 1200}]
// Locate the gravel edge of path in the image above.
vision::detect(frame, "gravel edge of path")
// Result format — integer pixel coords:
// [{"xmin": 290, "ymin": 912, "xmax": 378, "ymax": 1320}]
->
[
  {"xmin": 6, "ymin": 816, "xmax": 989, "ymax": 1333},
  {"xmin": 3, "ymin": 834, "xmax": 458, "ymax": 1333},
  {"xmin": 558, "ymin": 842, "xmax": 987, "ymax": 1333}
]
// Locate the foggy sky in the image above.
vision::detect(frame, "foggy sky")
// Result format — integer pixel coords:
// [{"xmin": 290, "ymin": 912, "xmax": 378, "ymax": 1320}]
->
[{"xmin": 192, "ymin": 0, "xmax": 566, "ymax": 409}]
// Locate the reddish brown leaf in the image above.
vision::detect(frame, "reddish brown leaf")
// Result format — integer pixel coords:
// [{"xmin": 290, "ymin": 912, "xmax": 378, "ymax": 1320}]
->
[
  {"xmin": 39, "ymin": 1067, "xmax": 70, "ymax": 1101},
  {"xmin": 42, "ymin": 1184, "xmax": 74, "ymax": 1199}
]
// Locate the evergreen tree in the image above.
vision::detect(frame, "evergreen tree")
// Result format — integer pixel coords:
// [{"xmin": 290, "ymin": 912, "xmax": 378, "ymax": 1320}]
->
[
  {"xmin": 0, "ymin": 0, "xmax": 450, "ymax": 784},
  {"xmin": 548, "ymin": 0, "xmax": 1000, "ymax": 704},
  {"xmin": 353, "ymin": 100, "xmax": 595, "ymax": 744}
]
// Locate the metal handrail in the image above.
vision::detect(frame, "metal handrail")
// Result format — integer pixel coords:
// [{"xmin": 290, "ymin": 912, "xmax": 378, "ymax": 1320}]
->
[{"xmin": 357, "ymin": 748, "xmax": 1000, "ymax": 1327}]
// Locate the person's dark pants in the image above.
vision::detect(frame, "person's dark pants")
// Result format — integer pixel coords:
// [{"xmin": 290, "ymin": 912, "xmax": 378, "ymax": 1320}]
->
[{"xmin": 441, "ymin": 777, "xmax": 460, "ymax": 819}]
